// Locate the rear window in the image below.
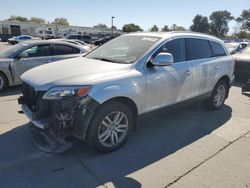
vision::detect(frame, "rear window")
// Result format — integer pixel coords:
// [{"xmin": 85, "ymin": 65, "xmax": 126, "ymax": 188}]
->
[
  {"xmin": 53, "ymin": 44, "xmax": 80, "ymax": 55},
  {"xmin": 187, "ymin": 38, "xmax": 212, "ymax": 60},
  {"xmin": 210, "ymin": 41, "xmax": 226, "ymax": 57}
]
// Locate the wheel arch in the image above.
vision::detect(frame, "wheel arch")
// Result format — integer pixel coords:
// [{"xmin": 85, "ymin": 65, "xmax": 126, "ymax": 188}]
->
[
  {"xmin": 215, "ymin": 75, "xmax": 231, "ymax": 98},
  {"xmin": 100, "ymin": 96, "xmax": 139, "ymax": 130},
  {"xmin": 0, "ymin": 71, "xmax": 9, "ymax": 88}
]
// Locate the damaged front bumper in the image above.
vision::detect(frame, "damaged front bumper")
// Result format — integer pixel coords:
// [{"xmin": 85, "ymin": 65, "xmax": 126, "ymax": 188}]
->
[
  {"xmin": 18, "ymin": 93, "xmax": 99, "ymax": 153},
  {"xmin": 21, "ymin": 104, "xmax": 49, "ymax": 129}
]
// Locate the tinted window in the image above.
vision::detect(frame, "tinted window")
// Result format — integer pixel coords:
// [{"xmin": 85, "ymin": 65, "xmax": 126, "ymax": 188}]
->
[
  {"xmin": 22, "ymin": 36, "xmax": 31, "ymax": 40},
  {"xmin": 68, "ymin": 35, "xmax": 77, "ymax": 39},
  {"xmin": 210, "ymin": 41, "xmax": 226, "ymax": 57},
  {"xmin": 155, "ymin": 38, "xmax": 186, "ymax": 63},
  {"xmin": 83, "ymin": 35, "xmax": 91, "ymax": 40},
  {"xmin": 22, "ymin": 44, "xmax": 51, "ymax": 57},
  {"xmin": 187, "ymin": 38, "xmax": 212, "ymax": 60},
  {"xmin": 53, "ymin": 44, "xmax": 79, "ymax": 55}
]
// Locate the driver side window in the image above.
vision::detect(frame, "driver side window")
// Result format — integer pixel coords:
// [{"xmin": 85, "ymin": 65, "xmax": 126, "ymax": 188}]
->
[{"xmin": 153, "ymin": 38, "xmax": 186, "ymax": 63}]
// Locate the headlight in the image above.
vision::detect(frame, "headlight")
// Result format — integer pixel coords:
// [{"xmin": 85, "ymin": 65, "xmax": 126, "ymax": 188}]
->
[{"xmin": 43, "ymin": 86, "xmax": 92, "ymax": 100}]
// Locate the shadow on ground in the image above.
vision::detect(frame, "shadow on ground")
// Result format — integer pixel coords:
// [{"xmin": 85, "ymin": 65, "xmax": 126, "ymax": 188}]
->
[
  {"xmin": 0, "ymin": 101, "xmax": 232, "ymax": 188},
  {"xmin": 0, "ymin": 85, "xmax": 21, "ymax": 97}
]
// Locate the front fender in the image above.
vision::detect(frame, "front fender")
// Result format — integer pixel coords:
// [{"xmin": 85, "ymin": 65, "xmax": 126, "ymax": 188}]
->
[{"xmin": 89, "ymin": 81, "xmax": 145, "ymax": 114}]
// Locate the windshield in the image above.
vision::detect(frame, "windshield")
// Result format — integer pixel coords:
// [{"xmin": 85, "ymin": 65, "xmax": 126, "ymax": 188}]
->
[
  {"xmin": 0, "ymin": 43, "xmax": 27, "ymax": 58},
  {"xmin": 240, "ymin": 46, "xmax": 250, "ymax": 55},
  {"xmin": 86, "ymin": 35, "xmax": 160, "ymax": 64}
]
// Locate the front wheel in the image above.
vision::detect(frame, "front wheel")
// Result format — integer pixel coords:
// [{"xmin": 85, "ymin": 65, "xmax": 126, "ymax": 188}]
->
[
  {"xmin": 87, "ymin": 101, "xmax": 134, "ymax": 153},
  {"xmin": 0, "ymin": 73, "xmax": 7, "ymax": 92},
  {"xmin": 204, "ymin": 80, "xmax": 228, "ymax": 110}
]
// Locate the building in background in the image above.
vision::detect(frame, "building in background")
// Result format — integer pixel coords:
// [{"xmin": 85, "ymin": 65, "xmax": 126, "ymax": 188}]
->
[{"xmin": 0, "ymin": 20, "xmax": 121, "ymax": 41}]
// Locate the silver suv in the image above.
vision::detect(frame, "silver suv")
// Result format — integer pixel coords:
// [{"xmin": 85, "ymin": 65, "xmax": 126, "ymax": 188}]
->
[{"xmin": 18, "ymin": 32, "xmax": 234, "ymax": 153}]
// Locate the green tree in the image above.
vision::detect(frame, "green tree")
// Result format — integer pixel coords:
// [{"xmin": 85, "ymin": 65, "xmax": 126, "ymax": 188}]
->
[
  {"xmin": 236, "ymin": 9, "xmax": 250, "ymax": 31},
  {"xmin": 94, "ymin": 23, "xmax": 108, "ymax": 29},
  {"xmin": 209, "ymin": 10, "xmax": 234, "ymax": 37},
  {"xmin": 150, "ymin": 25, "xmax": 159, "ymax": 32},
  {"xmin": 190, "ymin": 14, "xmax": 210, "ymax": 33},
  {"xmin": 122, "ymin": 23, "xmax": 143, "ymax": 33},
  {"xmin": 170, "ymin": 24, "xmax": 186, "ymax": 31},
  {"xmin": 29, "ymin": 17, "xmax": 45, "ymax": 24},
  {"xmin": 7, "ymin": 15, "xmax": 28, "ymax": 22},
  {"xmin": 236, "ymin": 31, "xmax": 250, "ymax": 39},
  {"xmin": 52, "ymin": 18, "xmax": 69, "ymax": 26},
  {"xmin": 161, "ymin": 25, "xmax": 170, "ymax": 32}
]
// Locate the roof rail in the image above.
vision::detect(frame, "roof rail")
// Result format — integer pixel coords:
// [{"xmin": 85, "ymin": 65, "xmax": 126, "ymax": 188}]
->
[{"xmin": 169, "ymin": 31, "xmax": 217, "ymax": 38}]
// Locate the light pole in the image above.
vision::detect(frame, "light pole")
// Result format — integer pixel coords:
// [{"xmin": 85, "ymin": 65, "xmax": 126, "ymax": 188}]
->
[{"xmin": 111, "ymin": 16, "xmax": 115, "ymax": 37}]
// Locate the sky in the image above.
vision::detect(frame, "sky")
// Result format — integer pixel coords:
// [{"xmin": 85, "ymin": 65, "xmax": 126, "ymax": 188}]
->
[{"xmin": 0, "ymin": 0, "xmax": 249, "ymax": 31}]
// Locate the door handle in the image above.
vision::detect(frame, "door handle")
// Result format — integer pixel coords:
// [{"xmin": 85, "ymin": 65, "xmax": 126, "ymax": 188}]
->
[
  {"xmin": 186, "ymin": 70, "xmax": 191, "ymax": 76},
  {"xmin": 44, "ymin": 60, "xmax": 51, "ymax": 63}
]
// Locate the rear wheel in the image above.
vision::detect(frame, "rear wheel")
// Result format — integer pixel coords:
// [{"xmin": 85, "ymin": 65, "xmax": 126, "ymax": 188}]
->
[
  {"xmin": 87, "ymin": 101, "xmax": 134, "ymax": 153},
  {"xmin": 0, "ymin": 73, "xmax": 7, "ymax": 92},
  {"xmin": 204, "ymin": 80, "xmax": 228, "ymax": 110}
]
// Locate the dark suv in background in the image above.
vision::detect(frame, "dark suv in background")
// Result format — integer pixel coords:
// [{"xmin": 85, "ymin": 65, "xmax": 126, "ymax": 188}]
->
[{"xmin": 66, "ymin": 34, "xmax": 93, "ymax": 44}]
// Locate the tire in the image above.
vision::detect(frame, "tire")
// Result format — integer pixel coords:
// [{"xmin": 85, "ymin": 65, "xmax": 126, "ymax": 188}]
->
[
  {"xmin": 0, "ymin": 72, "xmax": 7, "ymax": 92},
  {"xmin": 204, "ymin": 80, "xmax": 228, "ymax": 110},
  {"xmin": 87, "ymin": 101, "xmax": 134, "ymax": 153}
]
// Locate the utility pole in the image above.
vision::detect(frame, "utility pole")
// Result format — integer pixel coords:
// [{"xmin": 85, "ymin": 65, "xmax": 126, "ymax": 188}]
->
[{"xmin": 111, "ymin": 16, "xmax": 115, "ymax": 37}]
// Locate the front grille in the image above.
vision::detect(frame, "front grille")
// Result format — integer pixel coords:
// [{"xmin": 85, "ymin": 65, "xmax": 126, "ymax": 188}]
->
[{"xmin": 21, "ymin": 82, "xmax": 44, "ymax": 112}]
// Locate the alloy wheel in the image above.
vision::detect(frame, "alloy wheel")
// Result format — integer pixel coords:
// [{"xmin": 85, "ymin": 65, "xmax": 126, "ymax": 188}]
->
[{"xmin": 98, "ymin": 111, "xmax": 129, "ymax": 147}]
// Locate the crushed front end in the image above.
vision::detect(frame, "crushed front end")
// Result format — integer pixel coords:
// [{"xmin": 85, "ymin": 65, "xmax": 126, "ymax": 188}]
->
[{"xmin": 18, "ymin": 82, "xmax": 99, "ymax": 153}]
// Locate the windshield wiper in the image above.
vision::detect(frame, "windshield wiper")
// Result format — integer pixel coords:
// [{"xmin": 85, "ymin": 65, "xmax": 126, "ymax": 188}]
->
[{"xmin": 92, "ymin": 57, "xmax": 123, "ymax": 63}]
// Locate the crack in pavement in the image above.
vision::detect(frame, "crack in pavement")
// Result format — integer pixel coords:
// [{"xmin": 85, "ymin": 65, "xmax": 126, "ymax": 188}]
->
[
  {"xmin": 165, "ymin": 131, "xmax": 250, "ymax": 188},
  {"xmin": 71, "ymin": 154, "xmax": 108, "ymax": 188}
]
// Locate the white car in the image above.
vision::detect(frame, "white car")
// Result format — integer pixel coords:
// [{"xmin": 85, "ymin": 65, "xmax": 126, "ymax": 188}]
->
[{"xmin": 19, "ymin": 32, "xmax": 234, "ymax": 153}]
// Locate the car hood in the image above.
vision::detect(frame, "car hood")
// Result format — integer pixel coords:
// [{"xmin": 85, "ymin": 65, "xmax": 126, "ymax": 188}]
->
[
  {"xmin": 21, "ymin": 57, "xmax": 133, "ymax": 91},
  {"xmin": 232, "ymin": 54, "xmax": 250, "ymax": 62},
  {"xmin": 0, "ymin": 57, "xmax": 13, "ymax": 63}
]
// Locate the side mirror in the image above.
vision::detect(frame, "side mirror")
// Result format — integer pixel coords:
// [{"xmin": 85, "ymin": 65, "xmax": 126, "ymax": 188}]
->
[
  {"xmin": 230, "ymin": 49, "xmax": 236, "ymax": 55},
  {"xmin": 18, "ymin": 52, "xmax": 28, "ymax": 59},
  {"xmin": 152, "ymin": 52, "xmax": 174, "ymax": 66}
]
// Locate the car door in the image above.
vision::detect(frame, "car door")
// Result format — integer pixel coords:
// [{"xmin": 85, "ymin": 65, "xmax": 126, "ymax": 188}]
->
[
  {"xmin": 145, "ymin": 38, "xmax": 192, "ymax": 111},
  {"xmin": 52, "ymin": 44, "xmax": 82, "ymax": 62},
  {"xmin": 186, "ymin": 38, "xmax": 219, "ymax": 97},
  {"xmin": 12, "ymin": 44, "xmax": 53, "ymax": 82}
]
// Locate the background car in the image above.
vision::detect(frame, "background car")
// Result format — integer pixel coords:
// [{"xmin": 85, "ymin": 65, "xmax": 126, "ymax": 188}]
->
[
  {"xmin": 225, "ymin": 42, "xmax": 249, "ymax": 54},
  {"xmin": 7, "ymin": 35, "xmax": 40, "ymax": 45},
  {"xmin": 232, "ymin": 45, "xmax": 250, "ymax": 82},
  {"xmin": 66, "ymin": 34, "xmax": 93, "ymax": 44},
  {"xmin": 0, "ymin": 40, "xmax": 89, "ymax": 91},
  {"xmin": 50, "ymin": 38, "xmax": 93, "ymax": 51}
]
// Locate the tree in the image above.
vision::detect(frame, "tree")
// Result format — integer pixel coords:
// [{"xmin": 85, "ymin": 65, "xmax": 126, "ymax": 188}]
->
[
  {"xmin": 122, "ymin": 23, "xmax": 143, "ymax": 33},
  {"xmin": 29, "ymin": 17, "xmax": 45, "ymax": 24},
  {"xmin": 190, "ymin": 14, "xmax": 210, "ymax": 33},
  {"xmin": 150, "ymin": 25, "xmax": 159, "ymax": 32},
  {"xmin": 52, "ymin": 18, "xmax": 69, "ymax": 26},
  {"xmin": 7, "ymin": 15, "xmax": 28, "ymax": 22},
  {"xmin": 170, "ymin": 24, "xmax": 186, "ymax": 31},
  {"xmin": 236, "ymin": 9, "xmax": 250, "ymax": 31},
  {"xmin": 209, "ymin": 10, "xmax": 234, "ymax": 37},
  {"xmin": 94, "ymin": 23, "xmax": 108, "ymax": 29},
  {"xmin": 161, "ymin": 25, "xmax": 170, "ymax": 32},
  {"xmin": 236, "ymin": 31, "xmax": 250, "ymax": 39}
]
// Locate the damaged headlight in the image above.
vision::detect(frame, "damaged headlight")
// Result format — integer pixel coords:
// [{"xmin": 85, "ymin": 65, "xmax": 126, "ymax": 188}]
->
[{"xmin": 43, "ymin": 86, "xmax": 92, "ymax": 100}]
